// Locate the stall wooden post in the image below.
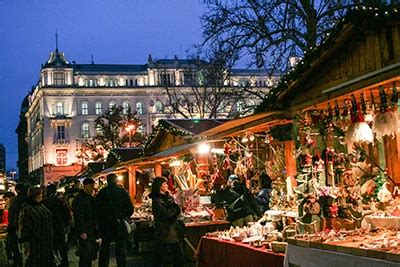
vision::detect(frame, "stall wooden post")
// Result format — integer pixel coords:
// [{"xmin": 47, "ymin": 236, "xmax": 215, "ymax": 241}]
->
[
  {"xmin": 128, "ymin": 166, "xmax": 137, "ymax": 200},
  {"xmin": 284, "ymin": 140, "xmax": 296, "ymax": 178},
  {"xmin": 155, "ymin": 163, "xmax": 162, "ymax": 177}
]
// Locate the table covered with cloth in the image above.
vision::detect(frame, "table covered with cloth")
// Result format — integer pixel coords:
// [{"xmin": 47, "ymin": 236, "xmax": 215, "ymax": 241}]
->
[{"xmin": 195, "ymin": 236, "xmax": 284, "ymax": 267}]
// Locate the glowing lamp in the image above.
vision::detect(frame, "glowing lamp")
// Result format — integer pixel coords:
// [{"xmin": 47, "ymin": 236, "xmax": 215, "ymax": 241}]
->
[{"xmin": 198, "ymin": 143, "xmax": 211, "ymax": 154}]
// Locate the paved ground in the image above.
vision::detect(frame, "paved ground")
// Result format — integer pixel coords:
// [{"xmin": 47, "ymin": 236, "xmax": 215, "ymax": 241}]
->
[{"xmin": 67, "ymin": 244, "xmax": 195, "ymax": 267}]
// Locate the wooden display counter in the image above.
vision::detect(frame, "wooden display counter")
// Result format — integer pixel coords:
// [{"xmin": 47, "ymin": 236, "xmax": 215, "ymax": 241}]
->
[{"xmin": 285, "ymin": 236, "xmax": 400, "ymax": 266}]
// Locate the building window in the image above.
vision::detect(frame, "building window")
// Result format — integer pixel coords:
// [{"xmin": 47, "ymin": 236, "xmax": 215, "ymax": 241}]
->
[
  {"xmin": 57, "ymin": 125, "xmax": 65, "ymax": 140},
  {"xmin": 122, "ymin": 101, "xmax": 131, "ymax": 114},
  {"xmin": 161, "ymin": 73, "xmax": 172, "ymax": 86},
  {"xmin": 81, "ymin": 123, "xmax": 90, "ymax": 138},
  {"xmin": 108, "ymin": 101, "xmax": 117, "ymax": 112},
  {"xmin": 56, "ymin": 102, "xmax": 64, "ymax": 115},
  {"xmin": 56, "ymin": 149, "xmax": 68, "ymax": 165},
  {"xmin": 236, "ymin": 101, "xmax": 244, "ymax": 113},
  {"xmin": 96, "ymin": 124, "xmax": 103, "ymax": 134},
  {"xmin": 136, "ymin": 101, "xmax": 144, "ymax": 115},
  {"xmin": 95, "ymin": 101, "xmax": 103, "ymax": 115},
  {"xmin": 156, "ymin": 100, "xmax": 163, "ymax": 113},
  {"xmin": 187, "ymin": 102, "xmax": 195, "ymax": 113},
  {"xmin": 81, "ymin": 101, "xmax": 89, "ymax": 115},
  {"xmin": 54, "ymin": 72, "xmax": 65, "ymax": 85}
]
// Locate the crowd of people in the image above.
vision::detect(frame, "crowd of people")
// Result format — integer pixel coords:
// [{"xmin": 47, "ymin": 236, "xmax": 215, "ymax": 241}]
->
[
  {"xmin": 0, "ymin": 173, "xmax": 135, "ymax": 267},
  {"xmin": 0, "ymin": 170, "xmax": 272, "ymax": 267}
]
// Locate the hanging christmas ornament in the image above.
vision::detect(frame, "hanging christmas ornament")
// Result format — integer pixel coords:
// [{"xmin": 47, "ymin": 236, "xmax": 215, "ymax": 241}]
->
[
  {"xmin": 264, "ymin": 131, "xmax": 273, "ymax": 144},
  {"xmin": 223, "ymin": 142, "xmax": 231, "ymax": 169},
  {"xmin": 335, "ymin": 100, "xmax": 351, "ymax": 131},
  {"xmin": 345, "ymin": 95, "xmax": 374, "ymax": 149},
  {"xmin": 374, "ymin": 86, "xmax": 399, "ymax": 140}
]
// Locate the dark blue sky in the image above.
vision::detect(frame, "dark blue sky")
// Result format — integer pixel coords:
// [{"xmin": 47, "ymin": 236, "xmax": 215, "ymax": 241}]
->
[{"xmin": 0, "ymin": 0, "xmax": 205, "ymax": 171}]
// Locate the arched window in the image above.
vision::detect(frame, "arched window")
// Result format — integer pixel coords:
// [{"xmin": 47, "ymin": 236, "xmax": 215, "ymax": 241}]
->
[
  {"xmin": 95, "ymin": 101, "xmax": 103, "ymax": 115},
  {"xmin": 81, "ymin": 101, "xmax": 89, "ymax": 115},
  {"xmin": 156, "ymin": 100, "xmax": 164, "ymax": 113},
  {"xmin": 122, "ymin": 101, "xmax": 131, "ymax": 114},
  {"xmin": 136, "ymin": 101, "xmax": 144, "ymax": 115},
  {"xmin": 81, "ymin": 123, "xmax": 90, "ymax": 138},
  {"xmin": 109, "ymin": 101, "xmax": 117, "ymax": 112}
]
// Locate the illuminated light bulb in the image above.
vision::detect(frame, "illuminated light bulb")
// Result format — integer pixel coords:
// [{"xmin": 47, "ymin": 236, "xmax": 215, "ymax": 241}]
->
[
  {"xmin": 136, "ymin": 181, "xmax": 140, "ymax": 185},
  {"xmin": 242, "ymin": 136, "xmax": 249, "ymax": 143},
  {"xmin": 197, "ymin": 143, "xmax": 211, "ymax": 154}
]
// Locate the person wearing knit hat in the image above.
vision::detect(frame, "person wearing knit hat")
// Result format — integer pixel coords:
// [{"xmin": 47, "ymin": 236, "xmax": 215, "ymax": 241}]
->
[{"xmin": 151, "ymin": 176, "xmax": 185, "ymax": 267}]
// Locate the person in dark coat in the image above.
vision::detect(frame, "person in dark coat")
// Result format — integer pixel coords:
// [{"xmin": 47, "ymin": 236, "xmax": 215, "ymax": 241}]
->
[
  {"xmin": 256, "ymin": 172, "xmax": 273, "ymax": 214},
  {"xmin": 222, "ymin": 175, "xmax": 262, "ymax": 227},
  {"xmin": 6, "ymin": 183, "xmax": 26, "ymax": 267},
  {"xmin": 72, "ymin": 178, "xmax": 97, "ymax": 267},
  {"xmin": 19, "ymin": 186, "xmax": 54, "ymax": 267},
  {"xmin": 96, "ymin": 173, "xmax": 134, "ymax": 267},
  {"xmin": 44, "ymin": 184, "xmax": 69, "ymax": 267},
  {"xmin": 151, "ymin": 176, "xmax": 185, "ymax": 267}
]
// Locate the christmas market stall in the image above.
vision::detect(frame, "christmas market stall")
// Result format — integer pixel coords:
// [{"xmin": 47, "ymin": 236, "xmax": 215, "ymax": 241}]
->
[
  {"xmin": 195, "ymin": 5, "xmax": 400, "ymax": 267},
  {"xmin": 250, "ymin": 6, "xmax": 400, "ymax": 266},
  {"xmin": 194, "ymin": 111, "xmax": 296, "ymax": 267},
  {"xmin": 110, "ymin": 119, "xmax": 232, "ymax": 258}
]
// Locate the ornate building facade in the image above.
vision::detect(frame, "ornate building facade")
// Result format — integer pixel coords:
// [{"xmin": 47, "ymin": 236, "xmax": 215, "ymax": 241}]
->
[{"xmin": 22, "ymin": 47, "xmax": 279, "ymax": 184}]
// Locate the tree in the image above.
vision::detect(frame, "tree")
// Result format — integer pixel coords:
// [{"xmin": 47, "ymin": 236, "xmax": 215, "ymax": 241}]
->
[
  {"xmin": 77, "ymin": 105, "xmax": 143, "ymax": 162},
  {"xmin": 201, "ymin": 0, "xmax": 374, "ymax": 73},
  {"xmin": 164, "ymin": 47, "xmax": 269, "ymax": 118}
]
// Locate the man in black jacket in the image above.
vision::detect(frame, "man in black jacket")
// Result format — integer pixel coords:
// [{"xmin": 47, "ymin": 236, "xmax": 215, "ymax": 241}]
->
[
  {"xmin": 6, "ymin": 183, "xmax": 26, "ymax": 267},
  {"xmin": 45, "ymin": 184, "xmax": 70, "ymax": 267},
  {"xmin": 72, "ymin": 178, "xmax": 97, "ymax": 267},
  {"xmin": 96, "ymin": 173, "xmax": 134, "ymax": 267}
]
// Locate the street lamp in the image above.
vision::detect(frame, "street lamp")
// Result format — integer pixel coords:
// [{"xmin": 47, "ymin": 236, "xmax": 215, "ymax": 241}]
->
[{"xmin": 125, "ymin": 124, "xmax": 136, "ymax": 147}]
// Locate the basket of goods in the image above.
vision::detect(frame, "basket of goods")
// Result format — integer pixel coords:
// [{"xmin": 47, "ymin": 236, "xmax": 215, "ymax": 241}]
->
[{"xmin": 270, "ymin": 241, "xmax": 287, "ymax": 253}]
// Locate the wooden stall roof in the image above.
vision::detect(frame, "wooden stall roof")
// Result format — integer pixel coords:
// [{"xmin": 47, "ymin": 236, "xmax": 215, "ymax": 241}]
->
[
  {"xmin": 256, "ymin": 8, "xmax": 400, "ymax": 113},
  {"xmin": 199, "ymin": 111, "xmax": 291, "ymax": 139},
  {"xmin": 144, "ymin": 118, "xmax": 229, "ymax": 156}
]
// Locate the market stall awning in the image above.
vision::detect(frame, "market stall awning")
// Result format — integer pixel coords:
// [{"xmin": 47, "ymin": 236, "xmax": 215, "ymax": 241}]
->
[{"xmin": 199, "ymin": 111, "xmax": 291, "ymax": 139}]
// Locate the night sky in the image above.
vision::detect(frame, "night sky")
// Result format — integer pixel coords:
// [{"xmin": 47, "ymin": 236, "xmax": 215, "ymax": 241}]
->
[{"xmin": 0, "ymin": 0, "xmax": 205, "ymax": 171}]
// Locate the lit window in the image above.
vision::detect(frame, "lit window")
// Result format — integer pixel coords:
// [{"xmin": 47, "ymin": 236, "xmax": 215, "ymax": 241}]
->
[
  {"xmin": 54, "ymin": 72, "xmax": 65, "ymax": 85},
  {"xmin": 57, "ymin": 125, "xmax": 65, "ymax": 140},
  {"xmin": 109, "ymin": 101, "xmax": 117, "ymax": 112},
  {"xmin": 81, "ymin": 123, "xmax": 90, "ymax": 138},
  {"xmin": 95, "ymin": 102, "xmax": 103, "ymax": 115},
  {"xmin": 122, "ymin": 101, "xmax": 131, "ymax": 114},
  {"xmin": 81, "ymin": 102, "xmax": 89, "ymax": 115},
  {"xmin": 156, "ymin": 100, "xmax": 164, "ymax": 113},
  {"xmin": 56, "ymin": 102, "xmax": 64, "ymax": 115},
  {"xmin": 96, "ymin": 124, "xmax": 103, "ymax": 134},
  {"xmin": 236, "ymin": 101, "xmax": 243, "ymax": 113},
  {"xmin": 136, "ymin": 102, "xmax": 144, "ymax": 115},
  {"xmin": 137, "ymin": 124, "xmax": 144, "ymax": 134},
  {"xmin": 56, "ymin": 149, "xmax": 68, "ymax": 165}
]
